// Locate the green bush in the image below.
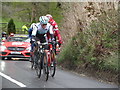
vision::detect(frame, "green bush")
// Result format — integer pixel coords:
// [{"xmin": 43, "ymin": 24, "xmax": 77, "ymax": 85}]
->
[
  {"xmin": 7, "ymin": 18, "xmax": 16, "ymax": 34},
  {"xmin": 58, "ymin": 10, "xmax": 118, "ymax": 72}
]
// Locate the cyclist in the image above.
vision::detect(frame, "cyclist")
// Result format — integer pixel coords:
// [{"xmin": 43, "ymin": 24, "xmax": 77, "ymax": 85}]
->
[
  {"xmin": 28, "ymin": 23, "xmax": 37, "ymax": 62},
  {"xmin": 22, "ymin": 24, "xmax": 28, "ymax": 34},
  {"xmin": 7, "ymin": 33, "xmax": 14, "ymax": 40},
  {"xmin": 10, "ymin": 33, "xmax": 14, "ymax": 37},
  {"xmin": 46, "ymin": 14, "xmax": 63, "ymax": 50},
  {"xmin": 1, "ymin": 32, "xmax": 7, "ymax": 41},
  {"xmin": 30, "ymin": 16, "xmax": 54, "ymax": 64},
  {"xmin": 28, "ymin": 23, "xmax": 36, "ymax": 39}
]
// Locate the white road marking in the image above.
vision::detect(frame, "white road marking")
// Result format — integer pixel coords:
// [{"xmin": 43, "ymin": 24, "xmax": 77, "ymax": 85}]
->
[
  {"xmin": 0, "ymin": 61, "xmax": 5, "ymax": 71},
  {"xmin": 0, "ymin": 72, "xmax": 26, "ymax": 87}
]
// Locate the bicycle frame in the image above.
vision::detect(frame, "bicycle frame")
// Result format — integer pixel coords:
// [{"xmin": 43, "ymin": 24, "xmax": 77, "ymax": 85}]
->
[
  {"xmin": 48, "ymin": 43, "xmax": 55, "ymax": 66},
  {"xmin": 33, "ymin": 40, "xmax": 56, "ymax": 80}
]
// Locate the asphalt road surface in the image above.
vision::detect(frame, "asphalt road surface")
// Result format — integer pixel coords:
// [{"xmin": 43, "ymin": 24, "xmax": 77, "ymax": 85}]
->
[{"xmin": 0, "ymin": 59, "xmax": 118, "ymax": 88}]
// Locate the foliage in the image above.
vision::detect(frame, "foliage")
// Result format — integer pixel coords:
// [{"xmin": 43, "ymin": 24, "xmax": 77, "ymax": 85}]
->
[
  {"xmin": 7, "ymin": 18, "xmax": 16, "ymax": 34},
  {"xmin": 2, "ymin": 2, "xmax": 63, "ymax": 34},
  {"xmin": 58, "ymin": 10, "xmax": 118, "ymax": 72},
  {"xmin": 48, "ymin": 2, "xmax": 63, "ymax": 24}
]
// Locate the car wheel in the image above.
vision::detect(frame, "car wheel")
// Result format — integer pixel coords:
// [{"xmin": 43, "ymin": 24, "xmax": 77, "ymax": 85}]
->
[
  {"xmin": 7, "ymin": 57, "xmax": 11, "ymax": 60},
  {"xmin": 2, "ymin": 57, "xmax": 5, "ymax": 60}
]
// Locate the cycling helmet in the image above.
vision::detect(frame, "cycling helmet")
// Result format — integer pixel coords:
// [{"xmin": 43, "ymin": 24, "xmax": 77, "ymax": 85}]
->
[
  {"xmin": 2, "ymin": 32, "xmax": 6, "ymax": 35},
  {"xmin": 46, "ymin": 14, "xmax": 52, "ymax": 20},
  {"xmin": 39, "ymin": 16, "xmax": 49, "ymax": 25}
]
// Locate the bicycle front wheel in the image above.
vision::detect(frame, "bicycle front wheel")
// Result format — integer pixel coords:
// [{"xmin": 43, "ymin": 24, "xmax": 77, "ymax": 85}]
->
[
  {"xmin": 35, "ymin": 53, "xmax": 42, "ymax": 78},
  {"xmin": 43, "ymin": 52, "xmax": 49, "ymax": 81},
  {"xmin": 36, "ymin": 60, "xmax": 41, "ymax": 78},
  {"xmin": 50, "ymin": 51, "xmax": 56, "ymax": 77},
  {"xmin": 31, "ymin": 57, "xmax": 34, "ymax": 69}
]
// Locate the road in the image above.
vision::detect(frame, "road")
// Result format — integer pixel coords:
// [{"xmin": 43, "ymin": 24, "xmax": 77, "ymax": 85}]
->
[{"xmin": 0, "ymin": 60, "xmax": 118, "ymax": 88}]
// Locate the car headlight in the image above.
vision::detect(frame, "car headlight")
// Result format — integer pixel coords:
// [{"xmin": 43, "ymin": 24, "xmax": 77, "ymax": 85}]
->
[
  {"xmin": 0, "ymin": 46, "xmax": 7, "ymax": 51},
  {"xmin": 26, "ymin": 47, "xmax": 31, "ymax": 51}
]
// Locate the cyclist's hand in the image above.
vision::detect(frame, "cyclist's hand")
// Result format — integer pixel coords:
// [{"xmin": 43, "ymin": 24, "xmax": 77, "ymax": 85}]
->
[
  {"xmin": 49, "ymin": 40, "xmax": 55, "ymax": 45},
  {"xmin": 30, "ymin": 35, "xmax": 35, "ymax": 43},
  {"xmin": 58, "ymin": 40, "xmax": 63, "ymax": 45}
]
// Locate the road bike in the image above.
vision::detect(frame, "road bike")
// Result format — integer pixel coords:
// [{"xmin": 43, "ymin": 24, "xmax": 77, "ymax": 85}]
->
[
  {"xmin": 34, "ymin": 41, "xmax": 49, "ymax": 81},
  {"xmin": 48, "ymin": 41, "xmax": 57, "ymax": 77},
  {"xmin": 32, "ymin": 40, "xmax": 57, "ymax": 81}
]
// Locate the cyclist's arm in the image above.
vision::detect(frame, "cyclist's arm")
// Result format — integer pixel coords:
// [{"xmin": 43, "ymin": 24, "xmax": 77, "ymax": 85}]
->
[
  {"xmin": 28, "ymin": 28, "xmax": 33, "ymax": 38},
  {"xmin": 49, "ymin": 25, "xmax": 54, "ymax": 41},
  {"xmin": 31, "ymin": 25, "xmax": 37, "ymax": 36},
  {"xmin": 52, "ymin": 21, "xmax": 63, "ymax": 44}
]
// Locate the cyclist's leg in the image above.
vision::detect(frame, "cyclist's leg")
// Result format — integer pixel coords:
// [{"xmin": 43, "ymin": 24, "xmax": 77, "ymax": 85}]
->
[
  {"xmin": 44, "ymin": 44, "xmax": 49, "ymax": 64},
  {"xmin": 53, "ymin": 36, "xmax": 58, "ymax": 55},
  {"xmin": 39, "ymin": 36, "xmax": 49, "ymax": 64}
]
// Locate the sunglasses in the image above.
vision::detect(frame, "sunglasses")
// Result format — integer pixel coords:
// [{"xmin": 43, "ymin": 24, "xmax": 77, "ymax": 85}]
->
[{"xmin": 42, "ymin": 24, "xmax": 47, "ymax": 26}]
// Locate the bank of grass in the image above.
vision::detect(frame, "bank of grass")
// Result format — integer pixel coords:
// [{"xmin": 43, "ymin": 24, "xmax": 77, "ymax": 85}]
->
[
  {"xmin": 58, "ymin": 10, "xmax": 118, "ymax": 82},
  {"xmin": 104, "ymin": 53, "xmax": 118, "ymax": 72}
]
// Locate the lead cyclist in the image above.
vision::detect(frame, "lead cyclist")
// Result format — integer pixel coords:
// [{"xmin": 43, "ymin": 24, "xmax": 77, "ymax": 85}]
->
[{"xmin": 30, "ymin": 16, "xmax": 54, "ymax": 64}]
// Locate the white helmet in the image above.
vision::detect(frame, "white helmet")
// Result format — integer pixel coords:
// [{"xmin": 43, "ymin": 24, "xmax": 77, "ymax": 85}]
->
[
  {"xmin": 39, "ymin": 16, "xmax": 49, "ymax": 24},
  {"xmin": 46, "ymin": 14, "xmax": 52, "ymax": 20}
]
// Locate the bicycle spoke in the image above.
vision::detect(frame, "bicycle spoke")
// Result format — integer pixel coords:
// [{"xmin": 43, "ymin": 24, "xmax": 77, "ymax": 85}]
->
[
  {"xmin": 43, "ymin": 53, "xmax": 49, "ymax": 81},
  {"xmin": 35, "ymin": 54, "xmax": 42, "ymax": 78},
  {"xmin": 50, "ymin": 51, "xmax": 56, "ymax": 77}
]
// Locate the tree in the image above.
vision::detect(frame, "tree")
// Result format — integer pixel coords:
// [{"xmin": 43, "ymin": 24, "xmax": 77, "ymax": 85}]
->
[{"xmin": 7, "ymin": 18, "xmax": 16, "ymax": 34}]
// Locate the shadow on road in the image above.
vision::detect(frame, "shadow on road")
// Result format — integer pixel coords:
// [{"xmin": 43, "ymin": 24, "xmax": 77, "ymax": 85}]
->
[{"xmin": 1, "ymin": 58, "xmax": 29, "ymax": 61}]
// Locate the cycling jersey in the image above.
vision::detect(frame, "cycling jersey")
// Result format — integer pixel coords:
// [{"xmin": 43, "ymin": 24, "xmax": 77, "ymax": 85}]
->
[
  {"xmin": 22, "ymin": 25, "xmax": 28, "ymax": 31},
  {"xmin": 30, "ymin": 23, "xmax": 54, "ymax": 50},
  {"xmin": 32, "ymin": 23, "xmax": 53, "ymax": 36},
  {"xmin": 49, "ymin": 19, "xmax": 58, "ymax": 31},
  {"xmin": 48, "ymin": 19, "xmax": 62, "ymax": 44},
  {"xmin": 28, "ymin": 28, "xmax": 33, "ymax": 38},
  {"xmin": 1, "ymin": 37, "xmax": 7, "ymax": 41}
]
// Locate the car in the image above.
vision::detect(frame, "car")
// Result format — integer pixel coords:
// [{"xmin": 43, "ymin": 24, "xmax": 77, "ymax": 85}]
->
[{"xmin": 0, "ymin": 34, "xmax": 31, "ymax": 60}]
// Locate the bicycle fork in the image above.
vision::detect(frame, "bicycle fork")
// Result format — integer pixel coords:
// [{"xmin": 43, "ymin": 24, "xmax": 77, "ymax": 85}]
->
[{"xmin": 47, "ymin": 51, "xmax": 51, "ymax": 67}]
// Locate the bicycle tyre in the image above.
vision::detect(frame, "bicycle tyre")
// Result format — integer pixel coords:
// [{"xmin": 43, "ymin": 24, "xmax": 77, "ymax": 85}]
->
[
  {"xmin": 31, "ymin": 61, "xmax": 34, "ymax": 69},
  {"xmin": 31, "ymin": 56, "xmax": 34, "ymax": 69},
  {"xmin": 35, "ymin": 52, "xmax": 42, "ymax": 78},
  {"xmin": 50, "ymin": 51, "xmax": 56, "ymax": 77},
  {"xmin": 43, "ymin": 52, "xmax": 49, "ymax": 81}
]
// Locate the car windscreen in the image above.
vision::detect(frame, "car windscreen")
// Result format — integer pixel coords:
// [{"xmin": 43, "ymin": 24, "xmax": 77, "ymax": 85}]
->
[
  {"xmin": 23, "ymin": 38, "xmax": 30, "ymax": 42},
  {"xmin": 7, "ymin": 37, "xmax": 28, "ymax": 42},
  {"xmin": 0, "ymin": 38, "xmax": 1, "ymax": 43}
]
